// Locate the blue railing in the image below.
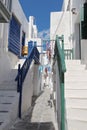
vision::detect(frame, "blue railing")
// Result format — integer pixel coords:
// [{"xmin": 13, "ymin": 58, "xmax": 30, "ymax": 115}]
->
[
  {"xmin": 64, "ymin": 49, "xmax": 73, "ymax": 60},
  {"xmin": 19, "ymin": 47, "xmax": 34, "ymax": 83},
  {"xmin": 33, "ymin": 46, "xmax": 40, "ymax": 64},
  {"xmin": 16, "ymin": 46, "xmax": 40, "ymax": 118}
]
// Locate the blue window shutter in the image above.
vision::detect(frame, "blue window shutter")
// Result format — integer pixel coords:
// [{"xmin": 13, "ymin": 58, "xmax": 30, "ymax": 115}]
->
[{"xmin": 8, "ymin": 15, "xmax": 21, "ymax": 56}]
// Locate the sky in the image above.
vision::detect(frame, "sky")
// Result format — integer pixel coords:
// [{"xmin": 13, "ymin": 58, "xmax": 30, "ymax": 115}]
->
[{"xmin": 19, "ymin": 0, "xmax": 63, "ymax": 38}]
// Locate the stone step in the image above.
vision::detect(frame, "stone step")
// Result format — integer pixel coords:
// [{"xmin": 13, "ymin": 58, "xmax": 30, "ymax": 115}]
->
[
  {"xmin": 66, "ymin": 65, "xmax": 86, "ymax": 70},
  {"xmin": 0, "ymin": 91, "xmax": 18, "ymax": 96},
  {"xmin": 0, "ymin": 113, "xmax": 10, "ymax": 122},
  {"xmin": 65, "ymin": 89, "xmax": 87, "ymax": 98},
  {"xmin": 66, "ymin": 119, "xmax": 87, "ymax": 130},
  {"xmin": 0, "ymin": 104, "xmax": 12, "ymax": 111},
  {"xmin": 65, "ymin": 81, "xmax": 87, "ymax": 89},
  {"xmin": 65, "ymin": 71, "xmax": 87, "ymax": 76},
  {"xmin": 66, "ymin": 61, "xmax": 85, "ymax": 66},
  {"xmin": 65, "ymin": 60, "xmax": 81, "ymax": 64},
  {"xmin": 0, "ymin": 96, "xmax": 16, "ymax": 103},
  {"xmin": 0, "ymin": 68, "xmax": 17, "ymax": 90},
  {"xmin": 0, "ymin": 91, "xmax": 19, "ymax": 130},
  {"xmin": 65, "ymin": 98, "xmax": 87, "ymax": 109},
  {"xmin": 66, "ymin": 63, "xmax": 85, "ymax": 67},
  {"xmin": 0, "ymin": 81, "xmax": 17, "ymax": 90},
  {"xmin": 66, "ymin": 108, "xmax": 87, "ymax": 121},
  {"xmin": 65, "ymin": 60, "xmax": 87, "ymax": 130},
  {"xmin": 65, "ymin": 76, "xmax": 87, "ymax": 81},
  {"xmin": 65, "ymin": 70, "xmax": 87, "ymax": 75}
]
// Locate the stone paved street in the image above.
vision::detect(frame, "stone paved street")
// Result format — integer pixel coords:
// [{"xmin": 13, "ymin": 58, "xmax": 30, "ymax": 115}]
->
[{"xmin": 9, "ymin": 87, "xmax": 58, "ymax": 130}]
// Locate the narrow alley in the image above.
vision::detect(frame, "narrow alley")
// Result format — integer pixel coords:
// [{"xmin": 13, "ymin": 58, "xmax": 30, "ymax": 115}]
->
[
  {"xmin": 1, "ymin": 0, "xmax": 87, "ymax": 130},
  {"xmin": 9, "ymin": 87, "xmax": 58, "ymax": 130}
]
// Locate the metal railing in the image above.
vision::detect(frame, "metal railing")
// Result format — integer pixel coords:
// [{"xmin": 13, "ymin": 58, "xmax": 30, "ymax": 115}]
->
[
  {"xmin": 16, "ymin": 46, "xmax": 40, "ymax": 118},
  {"xmin": 54, "ymin": 35, "xmax": 66, "ymax": 130},
  {"xmin": 64, "ymin": 49, "xmax": 73, "ymax": 60}
]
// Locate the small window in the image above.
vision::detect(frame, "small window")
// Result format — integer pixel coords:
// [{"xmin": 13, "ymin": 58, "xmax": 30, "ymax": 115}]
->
[{"xmin": 81, "ymin": 3, "xmax": 87, "ymax": 39}]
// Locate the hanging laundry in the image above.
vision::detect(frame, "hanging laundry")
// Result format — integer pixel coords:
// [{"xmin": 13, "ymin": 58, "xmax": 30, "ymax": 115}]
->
[
  {"xmin": 46, "ymin": 46, "xmax": 51, "ymax": 61},
  {"xmin": 46, "ymin": 41, "xmax": 50, "ymax": 50},
  {"xmin": 45, "ymin": 67, "xmax": 48, "ymax": 73}
]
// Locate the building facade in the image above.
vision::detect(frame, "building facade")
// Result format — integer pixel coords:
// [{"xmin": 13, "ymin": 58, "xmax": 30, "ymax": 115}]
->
[
  {"xmin": 28, "ymin": 16, "xmax": 42, "ymax": 53},
  {"xmin": 0, "ymin": 0, "xmax": 29, "ymax": 82},
  {"xmin": 50, "ymin": 0, "xmax": 87, "ymax": 62},
  {"xmin": 0, "ymin": 0, "xmax": 43, "ymax": 83},
  {"xmin": 50, "ymin": 0, "xmax": 87, "ymax": 129}
]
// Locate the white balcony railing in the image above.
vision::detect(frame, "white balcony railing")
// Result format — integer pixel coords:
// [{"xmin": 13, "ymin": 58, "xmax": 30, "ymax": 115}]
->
[
  {"xmin": 0, "ymin": 0, "xmax": 12, "ymax": 22},
  {"xmin": 0, "ymin": 0, "xmax": 12, "ymax": 12}
]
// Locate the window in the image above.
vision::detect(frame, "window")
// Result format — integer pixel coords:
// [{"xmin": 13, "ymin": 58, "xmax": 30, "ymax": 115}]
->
[{"xmin": 81, "ymin": 3, "xmax": 87, "ymax": 39}]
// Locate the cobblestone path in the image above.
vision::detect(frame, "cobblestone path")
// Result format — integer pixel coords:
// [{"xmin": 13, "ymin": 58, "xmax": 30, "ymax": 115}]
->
[{"xmin": 9, "ymin": 88, "xmax": 58, "ymax": 130}]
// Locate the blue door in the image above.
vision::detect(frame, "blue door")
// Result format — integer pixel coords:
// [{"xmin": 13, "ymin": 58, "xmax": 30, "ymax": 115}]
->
[{"xmin": 8, "ymin": 15, "xmax": 21, "ymax": 56}]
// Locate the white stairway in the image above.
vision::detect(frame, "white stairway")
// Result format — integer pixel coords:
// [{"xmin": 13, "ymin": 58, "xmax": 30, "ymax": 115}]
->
[
  {"xmin": 65, "ymin": 60, "xmax": 87, "ymax": 130},
  {"xmin": 0, "ymin": 59, "xmax": 25, "ymax": 90},
  {"xmin": 0, "ymin": 59, "xmax": 25, "ymax": 130}
]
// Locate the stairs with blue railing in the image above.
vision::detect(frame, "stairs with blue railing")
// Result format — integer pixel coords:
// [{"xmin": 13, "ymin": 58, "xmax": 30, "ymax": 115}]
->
[
  {"xmin": 0, "ymin": 91, "xmax": 19, "ymax": 130},
  {"xmin": 0, "ymin": 59, "xmax": 26, "ymax": 130},
  {"xmin": 65, "ymin": 60, "xmax": 87, "ymax": 130},
  {"xmin": 0, "ymin": 46, "xmax": 40, "ymax": 130},
  {"xmin": 0, "ymin": 58, "xmax": 33, "ymax": 130},
  {"xmin": 0, "ymin": 59, "xmax": 26, "ymax": 90}
]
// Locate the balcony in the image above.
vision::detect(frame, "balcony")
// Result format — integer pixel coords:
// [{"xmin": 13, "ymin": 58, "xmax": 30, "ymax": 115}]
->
[{"xmin": 0, "ymin": 0, "xmax": 11, "ymax": 23}]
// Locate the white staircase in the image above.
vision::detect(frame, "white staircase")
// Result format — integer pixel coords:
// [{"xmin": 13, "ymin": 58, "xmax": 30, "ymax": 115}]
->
[
  {"xmin": 0, "ymin": 59, "xmax": 25, "ymax": 130},
  {"xmin": 0, "ymin": 91, "xmax": 19, "ymax": 130},
  {"xmin": 0, "ymin": 59, "xmax": 25, "ymax": 90},
  {"xmin": 65, "ymin": 60, "xmax": 87, "ymax": 130}
]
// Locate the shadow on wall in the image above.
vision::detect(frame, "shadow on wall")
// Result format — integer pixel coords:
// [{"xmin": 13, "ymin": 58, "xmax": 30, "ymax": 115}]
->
[
  {"xmin": 13, "ymin": 122, "xmax": 55, "ymax": 130},
  {"xmin": 0, "ymin": 54, "xmax": 11, "ymax": 83}
]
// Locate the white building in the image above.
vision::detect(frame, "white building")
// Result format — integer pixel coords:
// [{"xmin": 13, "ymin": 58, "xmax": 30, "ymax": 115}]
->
[
  {"xmin": 28, "ymin": 16, "xmax": 42, "ymax": 53},
  {"xmin": 0, "ymin": 1, "xmax": 42, "ymax": 129},
  {"xmin": 0, "ymin": 0, "xmax": 43, "ymax": 83},
  {"xmin": 0, "ymin": 0, "xmax": 29, "ymax": 82},
  {"xmin": 28, "ymin": 16, "xmax": 38, "ymax": 39},
  {"xmin": 51, "ymin": 1, "xmax": 87, "ymax": 130},
  {"xmin": 50, "ymin": 0, "xmax": 87, "ymax": 62}
]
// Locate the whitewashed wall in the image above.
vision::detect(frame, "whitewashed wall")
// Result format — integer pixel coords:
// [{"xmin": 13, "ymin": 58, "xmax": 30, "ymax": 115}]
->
[
  {"xmin": 81, "ymin": 40, "xmax": 87, "ymax": 64},
  {"xmin": 0, "ymin": 22, "xmax": 14, "ymax": 82},
  {"xmin": 71, "ymin": 0, "xmax": 87, "ymax": 59},
  {"xmin": 33, "ymin": 64, "xmax": 41, "ymax": 96},
  {"xmin": 63, "ymin": 0, "xmax": 70, "ymax": 11},
  {"xmin": 28, "ymin": 16, "xmax": 38, "ymax": 41},
  {"xmin": 21, "ymin": 61, "xmax": 41, "ymax": 115},
  {"xmin": 63, "ymin": 0, "xmax": 85, "ymax": 11},
  {"xmin": 12, "ymin": 0, "xmax": 28, "ymax": 40},
  {"xmin": 51, "ymin": 0, "xmax": 87, "ymax": 59},
  {"xmin": 0, "ymin": 0, "xmax": 29, "ymax": 82},
  {"xmin": 21, "ymin": 61, "xmax": 34, "ymax": 115},
  {"xmin": 52, "ymin": 60, "xmax": 61, "ymax": 130},
  {"xmin": 50, "ymin": 11, "xmax": 72, "ymax": 49}
]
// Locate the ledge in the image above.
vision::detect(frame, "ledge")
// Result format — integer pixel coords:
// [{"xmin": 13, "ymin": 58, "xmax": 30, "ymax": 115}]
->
[{"xmin": 0, "ymin": 1, "xmax": 11, "ymax": 23}]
